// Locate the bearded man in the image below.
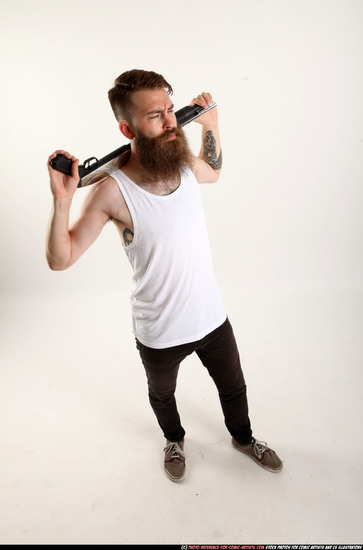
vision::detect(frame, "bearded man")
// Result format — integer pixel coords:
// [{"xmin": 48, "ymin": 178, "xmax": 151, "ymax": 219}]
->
[{"xmin": 46, "ymin": 69, "xmax": 283, "ymax": 482}]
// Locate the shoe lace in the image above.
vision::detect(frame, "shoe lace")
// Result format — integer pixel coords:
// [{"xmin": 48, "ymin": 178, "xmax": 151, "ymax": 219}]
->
[
  {"xmin": 163, "ymin": 441, "xmax": 185, "ymax": 460},
  {"xmin": 253, "ymin": 439, "xmax": 270, "ymax": 460}
]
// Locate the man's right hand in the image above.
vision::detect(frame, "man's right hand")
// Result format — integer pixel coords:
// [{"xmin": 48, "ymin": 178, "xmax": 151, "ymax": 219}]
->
[{"xmin": 47, "ymin": 150, "xmax": 79, "ymax": 202}]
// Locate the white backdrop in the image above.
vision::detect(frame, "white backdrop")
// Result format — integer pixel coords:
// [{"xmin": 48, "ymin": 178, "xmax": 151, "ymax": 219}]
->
[{"xmin": 1, "ymin": 0, "xmax": 363, "ymax": 544}]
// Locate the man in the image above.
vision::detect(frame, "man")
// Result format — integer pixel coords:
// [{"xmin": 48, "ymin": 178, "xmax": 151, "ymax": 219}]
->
[{"xmin": 46, "ymin": 69, "xmax": 282, "ymax": 482}]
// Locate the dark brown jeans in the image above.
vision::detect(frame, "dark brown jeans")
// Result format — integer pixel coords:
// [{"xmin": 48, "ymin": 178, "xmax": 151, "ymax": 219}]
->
[{"xmin": 136, "ymin": 318, "xmax": 253, "ymax": 444}]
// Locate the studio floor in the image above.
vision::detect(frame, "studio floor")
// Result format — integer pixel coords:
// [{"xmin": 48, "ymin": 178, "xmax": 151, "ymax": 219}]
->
[{"xmin": 1, "ymin": 287, "xmax": 362, "ymax": 545}]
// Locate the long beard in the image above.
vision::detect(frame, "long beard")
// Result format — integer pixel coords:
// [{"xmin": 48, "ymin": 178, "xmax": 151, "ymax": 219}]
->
[{"xmin": 133, "ymin": 126, "xmax": 193, "ymax": 182}]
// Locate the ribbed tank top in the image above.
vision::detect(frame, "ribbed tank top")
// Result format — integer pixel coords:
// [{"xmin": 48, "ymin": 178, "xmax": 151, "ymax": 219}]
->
[{"xmin": 111, "ymin": 167, "xmax": 226, "ymax": 349}]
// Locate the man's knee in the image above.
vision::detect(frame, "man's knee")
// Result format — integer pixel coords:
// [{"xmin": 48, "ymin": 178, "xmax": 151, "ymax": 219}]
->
[
  {"xmin": 148, "ymin": 383, "xmax": 177, "ymax": 404},
  {"xmin": 218, "ymin": 381, "xmax": 247, "ymax": 401}
]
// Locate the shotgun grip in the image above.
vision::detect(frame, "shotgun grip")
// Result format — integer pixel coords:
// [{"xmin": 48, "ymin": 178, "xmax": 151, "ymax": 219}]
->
[{"xmin": 50, "ymin": 154, "xmax": 73, "ymax": 176}]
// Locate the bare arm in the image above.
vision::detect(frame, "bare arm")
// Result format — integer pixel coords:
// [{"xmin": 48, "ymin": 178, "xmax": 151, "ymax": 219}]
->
[
  {"xmin": 46, "ymin": 150, "xmax": 111, "ymax": 270},
  {"xmin": 190, "ymin": 93, "xmax": 222, "ymax": 184}
]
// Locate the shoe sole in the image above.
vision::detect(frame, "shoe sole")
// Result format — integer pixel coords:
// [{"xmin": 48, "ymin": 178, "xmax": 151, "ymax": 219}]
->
[{"xmin": 232, "ymin": 439, "xmax": 283, "ymax": 473}]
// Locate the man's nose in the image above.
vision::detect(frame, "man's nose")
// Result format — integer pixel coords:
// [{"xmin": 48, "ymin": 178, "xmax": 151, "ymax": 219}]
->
[{"xmin": 163, "ymin": 111, "xmax": 175, "ymax": 129}]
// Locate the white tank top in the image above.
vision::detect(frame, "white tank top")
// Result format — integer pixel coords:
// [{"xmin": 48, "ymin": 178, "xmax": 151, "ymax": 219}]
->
[{"xmin": 111, "ymin": 167, "xmax": 226, "ymax": 349}]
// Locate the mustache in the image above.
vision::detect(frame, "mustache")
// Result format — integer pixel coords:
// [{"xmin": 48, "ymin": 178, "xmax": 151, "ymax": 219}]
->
[
  {"xmin": 163, "ymin": 127, "xmax": 183, "ymax": 138},
  {"xmin": 156, "ymin": 127, "xmax": 185, "ymax": 146},
  {"xmin": 134, "ymin": 126, "xmax": 186, "ymax": 146},
  {"xmin": 134, "ymin": 126, "xmax": 187, "ymax": 154}
]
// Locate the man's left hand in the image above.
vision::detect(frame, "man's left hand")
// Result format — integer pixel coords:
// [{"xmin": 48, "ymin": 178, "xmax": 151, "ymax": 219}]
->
[{"xmin": 189, "ymin": 92, "xmax": 218, "ymax": 125}]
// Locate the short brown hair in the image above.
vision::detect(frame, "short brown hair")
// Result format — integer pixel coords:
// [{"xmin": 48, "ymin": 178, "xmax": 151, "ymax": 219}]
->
[{"xmin": 108, "ymin": 69, "xmax": 173, "ymax": 122}]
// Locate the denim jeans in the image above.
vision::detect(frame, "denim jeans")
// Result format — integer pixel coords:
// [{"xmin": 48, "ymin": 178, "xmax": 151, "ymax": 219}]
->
[{"xmin": 135, "ymin": 318, "xmax": 252, "ymax": 445}]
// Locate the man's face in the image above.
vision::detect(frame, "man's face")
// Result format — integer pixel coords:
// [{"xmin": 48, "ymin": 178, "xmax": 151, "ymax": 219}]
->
[
  {"xmin": 129, "ymin": 88, "xmax": 177, "ymax": 139},
  {"xmin": 128, "ymin": 88, "xmax": 193, "ymax": 181}
]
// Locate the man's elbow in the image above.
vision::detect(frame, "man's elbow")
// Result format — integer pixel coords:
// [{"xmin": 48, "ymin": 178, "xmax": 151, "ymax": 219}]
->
[
  {"xmin": 48, "ymin": 263, "xmax": 66, "ymax": 272},
  {"xmin": 208, "ymin": 168, "xmax": 221, "ymax": 183},
  {"xmin": 205, "ymin": 156, "xmax": 222, "ymax": 183},
  {"xmin": 47, "ymin": 261, "xmax": 67, "ymax": 271},
  {"xmin": 213, "ymin": 169, "xmax": 222, "ymax": 182},
  {"xmin": 46, "ymin": 253, "xmax": 71, "ymax": 271}
]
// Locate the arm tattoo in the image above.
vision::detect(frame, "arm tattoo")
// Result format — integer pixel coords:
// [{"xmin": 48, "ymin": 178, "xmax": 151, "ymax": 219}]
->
[
  {"xmin": 123, "ymin": 227, "xmax": 134, "ymax": 246},
  {"xmin": 202, "ymin": 130, "xmax": 223, "ymax": 170}
]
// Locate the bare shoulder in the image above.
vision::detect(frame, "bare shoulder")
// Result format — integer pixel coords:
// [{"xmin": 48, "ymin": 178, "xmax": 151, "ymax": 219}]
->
[
  {"xmin": 81, "ymin": 175, "xmax": 128, "ymax": 222},
  {"xmin": 83, "ymin": 175, "xmax": 120, "ymax": 203}
]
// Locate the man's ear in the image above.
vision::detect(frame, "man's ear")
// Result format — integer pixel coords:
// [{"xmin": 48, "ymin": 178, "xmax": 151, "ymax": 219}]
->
[{"xmin": 119, "ymin": 120, "xmax": 135, "ymax": 140}]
